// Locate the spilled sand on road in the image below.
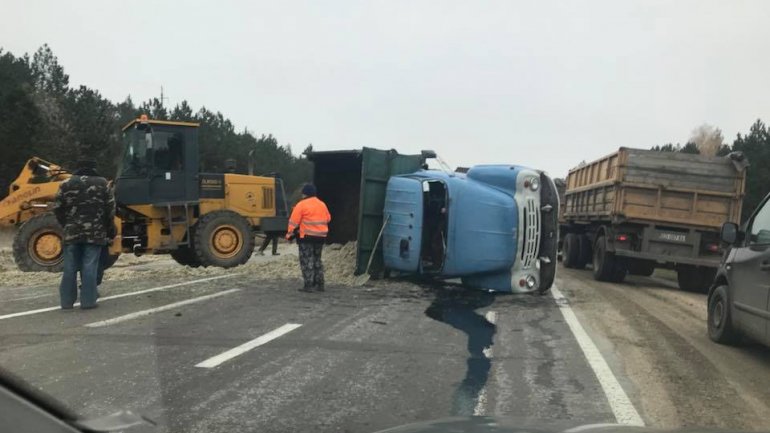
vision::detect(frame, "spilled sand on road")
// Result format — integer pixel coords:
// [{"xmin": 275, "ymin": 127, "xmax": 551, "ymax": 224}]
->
[{"xmin": 0, "ymin": 241, "xmax": 361, "ymax": 288}]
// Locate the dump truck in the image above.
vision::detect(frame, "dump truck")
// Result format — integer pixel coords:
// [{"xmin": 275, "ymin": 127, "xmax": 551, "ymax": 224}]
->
[
  {"xmin": 560, "ymin": 147, "xmax": 747, "ymax": 292},
  {"xmin": 307, "ymin": 148, "xmax": 559, "ymax": 294},
  {"xmin": 0, "ymin": 116, "xmax": 288, "ymax": 272}
]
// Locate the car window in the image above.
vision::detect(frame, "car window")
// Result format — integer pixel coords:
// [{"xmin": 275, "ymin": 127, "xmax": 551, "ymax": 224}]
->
[{"xmin": 749, "ymin": 199, "xmax": 770, "ymax": 245}]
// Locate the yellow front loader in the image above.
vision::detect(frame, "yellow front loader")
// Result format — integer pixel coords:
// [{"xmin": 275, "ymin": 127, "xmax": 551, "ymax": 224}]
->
[{"xmin": 1, "ymin": 116, "xmax": 289, "ymax": 272}]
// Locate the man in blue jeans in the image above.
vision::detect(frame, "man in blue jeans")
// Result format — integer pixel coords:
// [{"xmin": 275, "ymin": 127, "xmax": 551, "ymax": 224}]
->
[{"xmin": 54, "ymin": 160, "xmax": 115, "ymax": 310}]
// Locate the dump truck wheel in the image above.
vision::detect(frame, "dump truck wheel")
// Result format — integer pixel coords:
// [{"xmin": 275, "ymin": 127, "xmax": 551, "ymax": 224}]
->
[
  {"xmin": 13, "ymin": 213, "xmax": 64, "ymax": 272},
  {"xmin": 562, "ymin": 233, "xmax": 580, "ymax": 268},
  {"xmin": 574, "ymin": 234, "xmax": 591, "ymax": 269},
  {"xmin": 677, "ymin": 265, "xmax": 715, "ymax": 293},
  {"xmin": 193, "ymin": 211, "xmax": 254, "ymax": 268},
  {"xmin": 170, "ymin": 247, "xmax": 201, "ymax": 268},
  {"xmin": 592, "ymin": 235, "xmax": 615, "ymax": 282}
]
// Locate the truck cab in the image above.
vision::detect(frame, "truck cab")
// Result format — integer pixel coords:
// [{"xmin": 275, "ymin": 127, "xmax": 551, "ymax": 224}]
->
[{"xmin": 382, "ymin": 165, "xmax": 558, "ymax": 294}]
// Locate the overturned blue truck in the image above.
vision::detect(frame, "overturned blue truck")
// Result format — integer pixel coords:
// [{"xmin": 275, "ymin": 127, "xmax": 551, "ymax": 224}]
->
[{"xmin": 307, "ymin": 148, "xmax": 559, "ymax": 294}]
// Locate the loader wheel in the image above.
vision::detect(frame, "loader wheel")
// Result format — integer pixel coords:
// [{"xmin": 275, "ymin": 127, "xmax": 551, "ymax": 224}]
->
[
  {"xmin": 13, "ymin": 213, "xmax": 64, "ymax": 272},
  {"xmin": 170, "ymin": 247, "xmax": 201, "ymax": 268},
  {"xmin": 193, "ymin": 211, "xmax": 254, "ymax": 268},
  {"xmin": 592, "ymin": 235, "xmax": 626, "ymax": 283}
]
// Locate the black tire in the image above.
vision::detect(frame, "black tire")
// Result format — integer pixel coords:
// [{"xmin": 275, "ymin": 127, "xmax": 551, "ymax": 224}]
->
[
  {"xmin": 677, "ymin": 266, "xmax": 715, "ymax": 293},
  {"xmin": 170, "ymin": 246, "xmax": 201, "ymax": 268},
  {"xmin": 708, "ymin": 285, "xmax": 739, "ymax": 344},
  {"xmin": 12, "ymin": 213, "xmax": 64, "ymax": 272},
  {"xmin": 193, "ymin": 210, "xmax": 255, "ymax": 268},
  {"xmin": 575, "ymin": 234, "xmax": 592, "ymax": 270},
  {"xmin": 562, "ymin": 233, "xmax": 580, "ymax": 268},
  {"xmin": 592, "ymin": 235, "xmax": 626, "ymax": 282},
  {"xmin": 628, "ymin": 259, "xmax": 655, "ymax": 277}
]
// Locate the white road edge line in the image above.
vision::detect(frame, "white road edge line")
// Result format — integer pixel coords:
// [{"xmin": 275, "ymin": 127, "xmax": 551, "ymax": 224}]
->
[
  {"xmin": 195, "ymin": 323, "xmax": 303, "ymax": 369},
  {"xmin": 84, "ymin": 289, "xmax": 241, "ymax": 328},
  {"xmin": 0, "ymin": 274, "xmax": 238, "ymax": 321},
  {"xmin": 551, "ymin": 284, "xmax": 645, "ymax": 426},
  {"xmin": 473, "ymin": 310, "xmax": 497, "ymax": 416}
]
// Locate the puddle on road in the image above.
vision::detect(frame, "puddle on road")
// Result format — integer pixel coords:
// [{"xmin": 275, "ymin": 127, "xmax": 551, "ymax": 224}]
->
[{"xmin": 424, "ymin": 289, "xmax": 496, "ymax": 416}]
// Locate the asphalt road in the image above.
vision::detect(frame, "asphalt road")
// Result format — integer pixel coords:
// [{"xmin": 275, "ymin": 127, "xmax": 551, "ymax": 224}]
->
[
  {"xmin": 1, "ymin": 259, "xmax": 769, "ymax": 432},
  {"xmin": 0, "ymin": 259, "xmax": 616, "ymax": 433}
]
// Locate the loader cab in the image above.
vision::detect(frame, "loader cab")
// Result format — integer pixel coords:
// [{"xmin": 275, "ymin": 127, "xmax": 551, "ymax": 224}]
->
[{"xmin": 116, "ymin": 117, "xmax": 200, "ymax": 205}]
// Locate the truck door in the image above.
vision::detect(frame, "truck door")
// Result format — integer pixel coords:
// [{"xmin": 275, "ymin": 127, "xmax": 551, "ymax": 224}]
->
[
  {"xmin": 383, "ymin": 177, "xmax": 423, "ymax": 272},
  {"xmin": 731, "ymin": 196, "xmax": 770, "ymax": 343}
]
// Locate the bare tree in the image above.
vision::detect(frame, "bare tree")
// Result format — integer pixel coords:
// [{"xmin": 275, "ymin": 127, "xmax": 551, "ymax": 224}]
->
[{"xmin": 689, "ymin": 124, "xmax": 724, "ymax": 157}]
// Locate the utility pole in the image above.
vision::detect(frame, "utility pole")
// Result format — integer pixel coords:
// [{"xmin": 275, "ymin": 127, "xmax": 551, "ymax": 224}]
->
[{"xmin": 160, "ymin": 86, "xmax": 169, "ymax": 107}]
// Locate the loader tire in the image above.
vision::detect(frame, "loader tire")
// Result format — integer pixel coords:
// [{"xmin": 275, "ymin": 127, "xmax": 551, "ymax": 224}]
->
[
  {"xmin": 193, "ymin": 210, "xmax": 254, "ymax": 268},
  {"xmin": 170, "ymin": 246, "xmax": 201, "ymax": 268},
  {"xmin": 13, "ymin": 213, "xmax": 64, "ymax": 273}
]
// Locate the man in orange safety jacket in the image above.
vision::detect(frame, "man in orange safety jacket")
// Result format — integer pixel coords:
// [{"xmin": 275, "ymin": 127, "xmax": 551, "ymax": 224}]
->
[{"xmin": 286, "ymin": 184, "xmax": 331, "ymax": 292}]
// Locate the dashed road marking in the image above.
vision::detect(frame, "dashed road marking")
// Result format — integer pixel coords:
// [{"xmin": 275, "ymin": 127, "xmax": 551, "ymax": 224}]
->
[
  {"xmin": 0, "ymin": 274, "xmax": 238, "ymax": 321},
  {"xmin": 84, "ymin": 289, "xmax": 241, "ymax": 328},
  {"xmin": 473, "ymin": 310, "xmax": 497, "ymax": 416},
  {"xmin": 195, "ymin": 323, "xmax": 303, "ymax": 369},
  {"xmin": 551, "ymin": 284, "xmax": 645, "ymax": 426}
]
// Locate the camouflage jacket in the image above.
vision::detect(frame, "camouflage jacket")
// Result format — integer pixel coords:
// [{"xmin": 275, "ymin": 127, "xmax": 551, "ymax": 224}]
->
[{"xmin": 53, "ymin": 175, "xmax": 116, "ymax": 245}]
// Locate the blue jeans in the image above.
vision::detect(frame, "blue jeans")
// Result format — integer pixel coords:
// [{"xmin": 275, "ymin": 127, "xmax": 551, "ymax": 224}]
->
[{"xmin": 59, "ymin": 243, "xmax": 101, "ymax": 309}]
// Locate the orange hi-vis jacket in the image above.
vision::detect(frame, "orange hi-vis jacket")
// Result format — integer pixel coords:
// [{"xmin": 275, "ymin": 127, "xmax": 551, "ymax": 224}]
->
[{"xmin": 287, "ymin": 196, "xmax": 331, "ymax": 239}]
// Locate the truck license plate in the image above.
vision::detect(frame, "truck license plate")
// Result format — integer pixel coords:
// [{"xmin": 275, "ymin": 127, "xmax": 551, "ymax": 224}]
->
[{"xmin": 656, "ymin": 231, "xmax": 688, "ymax": 243}]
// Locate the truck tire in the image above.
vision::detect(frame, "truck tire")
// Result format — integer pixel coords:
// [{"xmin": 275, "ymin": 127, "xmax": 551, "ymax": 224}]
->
[
  {"xmin": 708, "ymin": 285, "xmax": 739, "ymax": 344},
  {"xmin": 628, "ymin": 259, "xmax": 655, "ymax": 277},
  {"xmin": 13, "ymin": 213, "xmax": 64, "ymax": 272},
  {"xmin": 170, "ymin": 247, "xmax": 201, "ymax": 268},
  {"xmin": 677, "ymin": 266, "xmax": 716, "ymax": 293},
  {"xmin": 193, "ymin": 210, "xmax": 254, "ymax": 268},
  {"xmin": 575, "ymin": 234, "xmax": 592, "ymax": 269},
  {"xmin": 592, "ymin": 235, "xmax": 626, "ymax": 282},
  {"xmin": 562, "ymin": 233, "xmax": 580, "ymax": 268}
]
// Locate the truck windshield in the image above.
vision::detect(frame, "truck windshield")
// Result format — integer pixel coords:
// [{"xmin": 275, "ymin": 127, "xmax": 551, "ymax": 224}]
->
[{"xmin": 421, "ymin": 180, "xmax": 448, "ymax": 272}]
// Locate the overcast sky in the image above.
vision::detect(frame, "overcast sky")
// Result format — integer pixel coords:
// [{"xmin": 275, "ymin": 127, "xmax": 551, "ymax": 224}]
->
[{"xmin": 2, "ymin": 1, "xmax": 769, "ymax": 177}]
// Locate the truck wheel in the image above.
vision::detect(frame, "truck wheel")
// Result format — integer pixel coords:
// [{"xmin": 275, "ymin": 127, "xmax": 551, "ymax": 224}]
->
[
  {"xmin": 562, "ymin": 233, "xmax": 580, "ymax": 268},
  {"xmin": 708, "ymin": 285, "xmax": 739, "ymax": 344},
  {"xmin": 13, "ymin": 213, "xmax": 64, "ymax": 272},
  {"xmin": 170, "ymin": 246, "xmax": 201, "ymax": 268},
  {"xmin": 677, "ymin": 266, "xmax": 715, "ymax": 293},
  {"xmin": 628, "ymin": 259, "xmax": 655, "ymax": 277},
  {"xmin": 593, "ymin": 235, "xmax": 616, "ymax": 282},
  {"xmin": 575, "ymin": 234, "xmax": 592, "ymax": 269},
  {"xmin": 193, "ymin": 210, "xmax": 255, "ymax": 268}
]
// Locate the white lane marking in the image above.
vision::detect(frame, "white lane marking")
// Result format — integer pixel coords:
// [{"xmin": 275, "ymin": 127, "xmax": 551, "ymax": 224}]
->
[
  {"xmin": 84, "ymin": 289, "xmax": 240, "ymax": 328},
  {"xmin": 551, "ymin": 285, "xmax": 645, "ymax": 426},
  {"xmin": 473, "ymin": 310, "xmax": 497, "ymax": 416},
  {"xmin": 195, "ymin": 323, "xmax": 303, "ymax": 369},
  {"xmin": 0, "ymin": 274, "xmax": 238, "ymax": 321}
]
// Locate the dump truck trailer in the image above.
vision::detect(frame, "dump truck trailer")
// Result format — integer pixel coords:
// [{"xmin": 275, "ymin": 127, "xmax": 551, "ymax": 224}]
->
[
  {"xmin": 308, "ymin": 148, "xmax": 559, "ymax": 294},
  {"xmin": 560, "ymin": 147, "xmax": 747, "ymax": 292}
]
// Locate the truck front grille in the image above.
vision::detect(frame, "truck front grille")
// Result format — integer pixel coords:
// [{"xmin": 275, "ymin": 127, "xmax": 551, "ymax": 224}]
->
[{"xmin": 520, "ymin": 197, "xmax": 541, "ymax": 269}]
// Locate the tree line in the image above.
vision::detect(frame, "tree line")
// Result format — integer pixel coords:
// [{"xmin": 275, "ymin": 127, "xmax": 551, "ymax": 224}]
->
[
  {"xmin": 651, "ymin": 122, "xmax": 770, "ymax": 221},
  {"xmin": 0, "ymin": 45, "xmax": 312, "ymax": 201}
]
